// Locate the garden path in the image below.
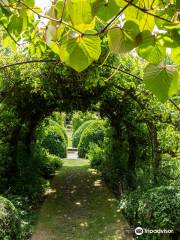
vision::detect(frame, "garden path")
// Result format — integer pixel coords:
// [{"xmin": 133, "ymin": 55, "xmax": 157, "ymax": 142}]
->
[{"xmin": 31, "ymin": 159, "xmax": 133, "ymax": 240}]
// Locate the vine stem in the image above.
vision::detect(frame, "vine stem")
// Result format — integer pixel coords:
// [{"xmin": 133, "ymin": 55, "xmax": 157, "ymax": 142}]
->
[
  {"xmin": 98, "ymin": 3, "xmax": 130, "ymax": 34},
  {"xmin": 0, "ymin": 59, "xmax": 58, "ymax": 70},
  {"xmin": 124, "ymin": 0, "xmax": 171, "ymax": 23}
]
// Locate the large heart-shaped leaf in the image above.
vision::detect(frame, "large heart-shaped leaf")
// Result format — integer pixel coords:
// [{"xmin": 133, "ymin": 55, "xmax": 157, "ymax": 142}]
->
[
  {"xmin": 137, "ymin": 31, "xmax": 166, "ymax": 64},
  {"xmin": 144, "ymin": 64, "xmax": 179, "ymax": 102},
  {"xmin": 108, "ymin": 20, "xmax": 140, "ymax": 53},
  {"xmin": 59, "ymin": 30, "xmax": 101, "ymax": 72}
]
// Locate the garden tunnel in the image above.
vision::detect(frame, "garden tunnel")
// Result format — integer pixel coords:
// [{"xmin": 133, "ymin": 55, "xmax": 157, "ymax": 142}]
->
[{"xmin": 0, "ymin": 61, "xmax": 163, "ymax": 196}]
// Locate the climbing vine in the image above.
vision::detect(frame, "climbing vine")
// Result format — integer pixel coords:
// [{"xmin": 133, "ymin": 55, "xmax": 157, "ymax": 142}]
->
[{"xmin": 0, "ymin": 0, "xmax": 179, "ymax": 102}]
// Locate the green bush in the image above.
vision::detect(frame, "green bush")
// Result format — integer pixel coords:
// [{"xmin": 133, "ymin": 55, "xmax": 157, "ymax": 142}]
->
[
  {"xmin": 41, "ymin": 125, "xmax": 67, "ymax": 158},
  {"xmin": 48, "ymin": 119, "xmax": 68, "ymax": 144},
  {"xmin": 87, "ymin": 143, "xmax": 105, "ymax": 169},
  {"xmin": 119, "ymin": 186, "xmax": 180, "ymax": 239},
  {"xmin": 0, "ymin": 196, "xmax": 21, "ymax": 240},
  {"xmin": 72, "ymin": 120, "xmax": 93, "ymax": 147},
  {"xmin": 78, "ymin": 120, "xmax": 106, "ymax": 158},
  {"xmin": 50, "ymin": 112, "xmax": 65, "ymax": 126},
  {"xmin": 72, "ymin": 111, "xmax": 97, "ymax": 132},
  {"xmin": 40, "ymin": 152, "xmax": 63, "ymax": 179}
]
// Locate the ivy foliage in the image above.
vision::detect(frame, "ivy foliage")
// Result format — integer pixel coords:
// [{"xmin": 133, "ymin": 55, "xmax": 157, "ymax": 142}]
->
[{"xmin": 0, "ymin": 0, "xmax": 179, "ymax": 102}]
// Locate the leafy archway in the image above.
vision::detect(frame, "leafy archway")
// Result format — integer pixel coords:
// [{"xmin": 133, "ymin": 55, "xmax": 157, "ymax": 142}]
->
[{"xmin": 1, "ymin": 51, "xmax": 178, "ymax": 196}]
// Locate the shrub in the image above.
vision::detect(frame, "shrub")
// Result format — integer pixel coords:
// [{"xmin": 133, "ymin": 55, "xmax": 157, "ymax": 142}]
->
[
  {"xmin": 32, "ymin": 143, "xmax": 63, "ymax": 179},
  {"xmin": 0, "ymin": 196, "xmax": 21, "ymax": 240},
  {"xmin": 6, "ymin": 194, "xmax": 40, "ymax": 240},
  {"xmin": 50, "ymin": 112, "xmax": 65, "ymax": 126},
  {"xmin": 78, "ymin": 120, "xmax": 106, "ymax": 158},
  {"xmin": 40, "ymin": 153, "xmax": 63, "ymax": 179},
  {"xmin": 87, "ymin": 143, "xmax": 105, "ymax": 169},
  {"xmin": 72, "ymin": 120, "xmax": 93, "ymax": 147},
  {"xmin": 41, "ymin": 125, "xmax": 67, "ymax": 158},
  {"xmin": 72, "ymin": 111, "xmax": 97, "ymax": 132},
  {"xmin": 48, "ymin": 119, "xmax": 68, "ymax": 144},
  {"xmin": 119, "ymin": 186, "xmax": 180, "ymax": 239}
]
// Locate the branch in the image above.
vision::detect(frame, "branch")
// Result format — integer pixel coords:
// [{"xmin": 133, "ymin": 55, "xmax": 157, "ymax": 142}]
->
[
  {"xmin": 0, "ymin": 59, "xmax": 58, "ymax": 71},
  {"xmin": 169, "ymin": 99, "xmax": 180, "ymax": 112},
  {"xmin": 125, "ymin": 0, "xmax": 171, "ymax": 23},
  {"xmin": 102, "ymin": 64, "xmax": 143, "ymax": 82},
  {"xmin": 99, "ymin": 3, "xmax": 130, "ymax": 34},
  {"xmin": 19, "ymin": 1, "xmax": 130, "ymax": 36},
  {"xmin": 19, "ymin": 1, "xmax": 83, "ymax": 35}
]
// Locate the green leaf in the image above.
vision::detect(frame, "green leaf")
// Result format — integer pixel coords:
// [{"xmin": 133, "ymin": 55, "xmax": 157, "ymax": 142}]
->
[
  {"xmin": 155, "ymin": 4, "xmax": 176, "ymax": 29},
  {"xmin": 115, "ymin": 0, "xmax": 127, "ymax": 7},
  {"xmin": 59, "ymin": 30, "xmax": 101, "ymax": 72},
  {"xmin": 108, "ymin": 20, "xmax": 140, "ymax": 54},
  {"xmin": 55, "ymin": 0, "xmax": 69, "ymax": 19},
  {"xmin": 171, "ymin": 47, "xmax": 180, "ymax": 65},
  {"xmin": 144, "ymin": 64, "xmax": 179, "ymax": 102},
  {"xmin": 7, "ymin": 15, "xmax": 23, "ymax": 36},
  {"xmin": 137, "ymin": 32, "xmax": 166, "ymax": 64},
  {"xmin": 49, "ymin": 41, "xmax": 61, "ymax": 56},
  {"xmin": 67, "ymin": 0, "xmax": 93, "ymax": 30},
  {"xmin": 124, "ymin": 7, "xmax": 155, "ymax": 31},
  {"xmin": 158, "ymin": 28, "xmax": 180, "ymax": 48},
  {"xmin": 24, "ymin": 0, "xmax": 34, "ymax": 7},
  {"xmin": 91, "ymin": 0, "xmax": 120, "ymax": 21},
  {"xmin": 2, "ymin": 35, "xmax": 17, "ymax": 51}
]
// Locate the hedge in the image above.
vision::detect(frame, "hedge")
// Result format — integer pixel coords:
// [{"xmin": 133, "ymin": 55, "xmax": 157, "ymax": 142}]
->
[
  {"xmin": 72, "ymin": 120, "xmax": 93, "ymax": 147},
  {"xmin": 72, "ymin": 111, "xmax": 97, "ymax": 132},
  {"xmin": 0, "ymin": 196, "xmax": 21, "ymax": 240},
  {"xmin": 78, "ymin": 120, "xmax": 106, "ymax": 158},
  {"xmin": 119, "ymin": 186, "xmax": 180, "ymax": 240},
  {"xmin": 41, "ymin": 125, "xmax": 68, "ymax": 158}
]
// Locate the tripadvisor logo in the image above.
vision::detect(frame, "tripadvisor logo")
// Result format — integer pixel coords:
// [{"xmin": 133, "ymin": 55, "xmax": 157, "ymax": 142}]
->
[
  {"xmin": 134, "ymin": 227, "xmax": 174, "ymax": 236},
  {"xmin": 135, "ymin": 227, "xmax": 144, "ymax": 236}
]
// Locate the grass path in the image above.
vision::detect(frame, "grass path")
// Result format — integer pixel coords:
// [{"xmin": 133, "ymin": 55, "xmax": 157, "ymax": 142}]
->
[{"xmin": 31, "ymin": 159, "xmax": 133, "ymax": 240}]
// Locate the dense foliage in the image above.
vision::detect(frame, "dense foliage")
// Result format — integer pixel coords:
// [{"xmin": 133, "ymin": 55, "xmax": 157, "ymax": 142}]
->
[
  {"xmin": 72, "ymin": 120, "xmax": 94, "ymax": 147},
  {"xmin": 119, "ymin": 186, "xmax": 180, "ymax": 239},
  {"xmin": 78, "ymin": 120, "xmax": 107, "ymax": 158},
  {"xmin": 0, "ymin": 196, "xmax": 21, "ymax": 240},
  {"xmin": 72, "ymin": 111, "xmax": 98, "ymax": 132},
  {"xmin": 0, "ymin": 0, "xmax": 179, "ymax": 102},
  {"xmin": 37, "ymin": 122, "xmax": 67, "ymax": 158}
]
